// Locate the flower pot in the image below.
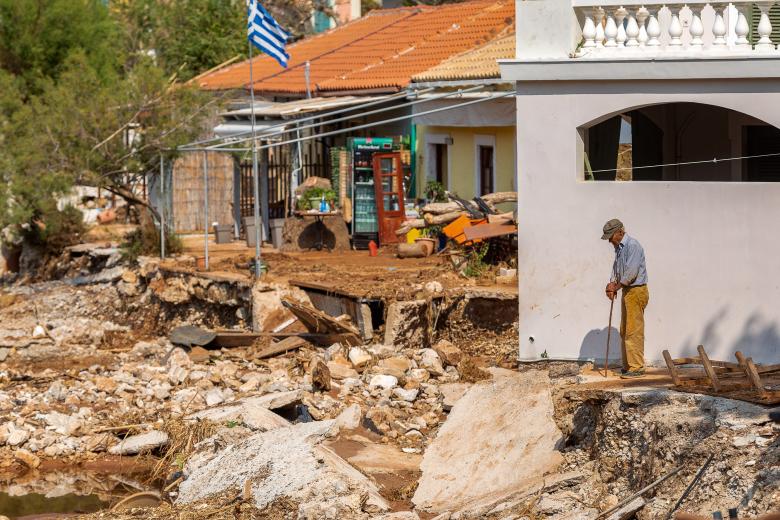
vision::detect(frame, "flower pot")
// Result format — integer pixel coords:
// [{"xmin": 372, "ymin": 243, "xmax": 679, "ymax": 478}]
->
[
  {"xmin": 309, "ymin": 197, "xmax": 323, "ymax": 211},
  {"xmin": 415, "ymin": 237, "xmax": 436, "ymax": 256}
]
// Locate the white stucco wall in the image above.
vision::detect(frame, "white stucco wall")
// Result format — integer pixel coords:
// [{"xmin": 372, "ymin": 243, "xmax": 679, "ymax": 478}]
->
[{"xmin": 513, "ymin": 79, "xmax": 780, "ymax": 365}]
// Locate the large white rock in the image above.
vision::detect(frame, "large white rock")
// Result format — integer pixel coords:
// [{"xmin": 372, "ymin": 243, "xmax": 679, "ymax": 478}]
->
[
  {"xmin": 419, "ymin": 349, "xmax": 444, "ymax": 377},
  {"xmin": 348, "ymin": 347, "xmax": 372, "ymax": 370},
  {"xmin": 369, "ymin": 374, "xmax": 398, "ymax": 390},
  {"xmin": 109, "ymin": 430, "xmax": 169, "ymax": 455},
  {"xmin": 335, "ymin": 404, "xmax": 362, "ymax": 430},
  {"xmin": 187, "ymin": 393, "xmax": 299, "ymax": 431},
  {"xmin": 412, "ymin": 369, "xmax": 563, "ymax": 513}
]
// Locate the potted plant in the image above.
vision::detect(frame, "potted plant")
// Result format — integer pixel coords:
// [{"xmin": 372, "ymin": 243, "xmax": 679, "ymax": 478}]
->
[
  {"xmin": 424, "ymin": 180, "xmax": 447, "ymax": 203},
  {"xmin": 415, "ymin": 226, "xmax": 439, "ymax": 256}
]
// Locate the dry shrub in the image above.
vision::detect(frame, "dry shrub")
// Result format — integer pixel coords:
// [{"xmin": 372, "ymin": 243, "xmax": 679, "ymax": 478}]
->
[
  {"xmin": 457, "ymin": 356, "xmax": 491, "ymax": 383},
  {"xmin": 152, "ymin": 418, "xmax": 220, "ymax": 482}
]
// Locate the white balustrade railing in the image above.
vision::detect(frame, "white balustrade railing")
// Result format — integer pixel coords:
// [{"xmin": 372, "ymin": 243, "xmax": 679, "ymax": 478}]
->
[{"xmin": 574, "ymin": 1, "xmax": 779, "ymax": 58}]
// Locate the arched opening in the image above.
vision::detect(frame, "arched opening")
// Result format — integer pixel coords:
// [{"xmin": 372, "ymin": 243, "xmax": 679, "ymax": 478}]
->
[{"xmin": 581, "ymin": 102, "xmax": 780, "ymax": 182}]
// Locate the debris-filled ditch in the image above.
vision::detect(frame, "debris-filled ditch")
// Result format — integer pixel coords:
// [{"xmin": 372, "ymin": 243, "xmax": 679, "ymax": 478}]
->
[{"xmin": 0, "ymin": 248, "xmax": 777, "ymax": 519}]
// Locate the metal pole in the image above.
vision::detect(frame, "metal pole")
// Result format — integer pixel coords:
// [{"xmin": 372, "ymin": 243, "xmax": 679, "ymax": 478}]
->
[
  {"xmin": 159, "ymin": 154, "xmax": 165, "ymax": 259},
  {"xmin": 248, "ymin": 42, "xmax": 262, "ymax": 278},
  {"xmin": 203, "ymin": 151, "xmax": 210, "ymax": 270},
  {"xmin": 304, "ymin": 61, "xmax": 311, "ymax": 99}
]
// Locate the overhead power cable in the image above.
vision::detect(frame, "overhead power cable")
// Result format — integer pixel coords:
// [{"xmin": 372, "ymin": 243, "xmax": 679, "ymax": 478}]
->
[
  {"xmin": 183, "ymin": 88, "xmax": 427, "ymax": 148},
  {"xmin": 175, "ymin": 90, "xmax": 515, "ymax": 153},
  {"xmin": 590, "ymin": 151, "xmax": 780, "ymax": 174},
  {"xmin": 211, "ymin": 85, "xmax": 485, "ymax": 148}
]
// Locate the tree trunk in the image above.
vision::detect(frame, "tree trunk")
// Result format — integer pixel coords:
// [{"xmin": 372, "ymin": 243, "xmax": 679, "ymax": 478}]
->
[
  {"xmin": 424, "ymin": 211, "xmax": 466, "ymax": 225},
  {"xmin": 421, "ymin": 191, "xmax": 517, "ymax": 215}
]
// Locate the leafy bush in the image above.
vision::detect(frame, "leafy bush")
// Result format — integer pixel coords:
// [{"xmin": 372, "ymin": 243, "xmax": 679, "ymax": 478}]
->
[
  {"xmin": 463, "ymin": 242, "xmax": 490, "ymax": 278},
  {"xmin": 24, "ymin": 205, "xmax": 86, "ymax": 255},
  {"xmin": 121, "ymin": 223, "xmax": 182, "ymax": 262},
  {"xmin": 424, "ymin": 181, "xmax": 447, "ymax": 203}
]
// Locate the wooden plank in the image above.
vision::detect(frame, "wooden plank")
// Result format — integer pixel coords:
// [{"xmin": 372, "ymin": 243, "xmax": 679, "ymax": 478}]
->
[
  {"xmin": 281, "ymin": 298, "xmax": 361, "ymax": 346},
  {"xmin": 462, "ymin": 223, "xmax": 517, "ymax": 242},
  {"xmin": 255, "ymin": 336, "xmax": 307, "ymax": 359},
  {"xmin": 735, "ymin": 351, "xmax": 768, "ymax": 397},
  {"xmin": 663, "ymin": 350, "xmax": 681, "ymax": 386},
  {"xmin": 697, "ymin": 345, "xmax": 721, "ymax": 392}
]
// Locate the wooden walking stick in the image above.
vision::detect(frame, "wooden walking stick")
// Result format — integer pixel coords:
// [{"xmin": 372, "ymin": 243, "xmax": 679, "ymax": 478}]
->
[{"xmin": 604, "ymin": 295, "xmax": 615, "ymax": 377}]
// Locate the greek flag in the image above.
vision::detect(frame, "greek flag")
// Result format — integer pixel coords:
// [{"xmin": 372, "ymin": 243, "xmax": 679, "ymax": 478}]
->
[{"xmin": 247, "ymin": 0, "xmax": 290, "ymax": 68}]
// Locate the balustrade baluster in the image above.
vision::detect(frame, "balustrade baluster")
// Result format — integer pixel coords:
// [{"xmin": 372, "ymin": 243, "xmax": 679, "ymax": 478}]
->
[
  {"xmin": 668, "ymin": 6, "xmax": 683, "ymax": 46},
  {"xmin": 637, "ymin": 7, "xmax": 649, "ymax": 46},
  {"xmin": 711, "ymin": 3, "xmax": 727, "ymax": 47},
  {"xmin": 756, "ymin": 2, "xmax": 776, "ymax": 51},
  {"xmin": 582, "ymin": 10, "xmax": 597, "ymax": 48},
  {"xmin": 626, "ymin": 9, "xmax": 640, "ymax": 46},
  {"xmin": 646, "ymin": 6, "xmax": 661, "ymax": 47},
  {"xmin": 605, "ymin": 10, "xmax": 619, "ymax": 47},
  {"xmin": 734, "ymin": 3, "xmax": 751, "ymax": 49},
  {"xmin": 690, "ymin": 6, "xmax": 704, "ymax": 49},
  {"xmin": 595, "ymin": 7, "xmax": 606, "ymax": 47},
  {"xmin": 616, "ymin": 7, "xmax": 628, "ymax": 48}
]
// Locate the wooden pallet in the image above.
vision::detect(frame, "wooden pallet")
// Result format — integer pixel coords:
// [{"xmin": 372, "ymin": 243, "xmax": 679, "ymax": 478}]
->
[{"xmin": 662, "ymin": 345, "xmax": 780, "ymax": 405}]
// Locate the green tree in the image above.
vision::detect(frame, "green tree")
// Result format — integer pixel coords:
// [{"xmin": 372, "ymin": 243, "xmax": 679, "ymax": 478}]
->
[{"xmin": 0, "ymin": 0, "xmax": 119, "ymax": 94}]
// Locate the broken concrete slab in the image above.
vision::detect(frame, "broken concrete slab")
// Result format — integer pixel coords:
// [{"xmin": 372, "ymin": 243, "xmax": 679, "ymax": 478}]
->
[
  {"xmin": 108, "ymin": 430, "xmax": 168, "ymax": 455},
  {"xmin": 439, "ymin": 383, "xmax": 470, "ymax": 412},
  {"xmin": 412, "ymin": 368, "xmax": 564, "ymax": 513},
  {"xmin": 178, "ymin": 420, "xmax": 389, "ymax": 515},
  {"xmin": 384, "ymin": 299, "xmax": 427, "ymax": 347},
  {"xmin": 604, "ymin": 497, "xmax": 645, "ymax": 520},
  {"xmin": 69, "ymin": 266, "xmax": 125, "ymax": 286},
  {"xmin": 188, "ymin": 391, "xmax": 302, "ymax": 431}
]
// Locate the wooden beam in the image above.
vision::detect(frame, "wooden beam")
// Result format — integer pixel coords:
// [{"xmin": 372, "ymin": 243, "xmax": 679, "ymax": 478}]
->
[
  {"xmin": 697, "ymin": 345, "xmax": 721, "ymax": 392},
  {"xmin": 663, "ymin": 350, "xmax": 681, "ymax": 386},
  {"xmin": 736, "ymin": 351, "xmax": 768, "ymax": 397},
  {"xmin": 254, "ymin": 336, "xmax": 308, "ymax": 359}
]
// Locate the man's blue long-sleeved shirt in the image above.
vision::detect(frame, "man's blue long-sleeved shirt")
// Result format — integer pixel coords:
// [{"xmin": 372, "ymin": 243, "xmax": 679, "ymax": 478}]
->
[{"xmin": 611, "ymin": 234, "xmax": 648, "ymax": 287}]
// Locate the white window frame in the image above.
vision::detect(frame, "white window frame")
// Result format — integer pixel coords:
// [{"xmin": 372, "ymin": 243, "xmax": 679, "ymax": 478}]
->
[
  {"xmin": 474, "ymin": 134, "xmax": 497, "ymax": 196},
  {"xmin": 424, "ymin": 133, "xmax": 452, "ymax": 191}
]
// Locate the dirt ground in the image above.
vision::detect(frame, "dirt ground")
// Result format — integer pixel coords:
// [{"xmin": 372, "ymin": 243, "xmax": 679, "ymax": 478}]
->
[{"xmin": 177, "ymin": 234, "xmax": 517, "ymax": 300}]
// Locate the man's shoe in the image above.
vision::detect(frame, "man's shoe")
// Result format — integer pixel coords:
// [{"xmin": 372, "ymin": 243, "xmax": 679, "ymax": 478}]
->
[{"xmin": 620, "ymin": 371, "xmax": 645, "ymax": 379}]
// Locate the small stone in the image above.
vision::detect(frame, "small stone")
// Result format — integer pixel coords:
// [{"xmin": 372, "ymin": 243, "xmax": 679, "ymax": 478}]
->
[
  {"xmin": 121, "ymin": 270, "xmax": 138, "ymax": 284},
  {"xmin": 409, "ymin": 369, "xmax": 430, "ymax": 382},
  {"xmin": 745, "ymin": 460, "xmax": 756, "ymax": 467},
  {"xmin": 348, "ymin": 347, "xmax": 372, "ymax": 371},
  {"xmin": 405, "ymin": 429, "xmax": 424, "ymax": 440},
  {"xmin": 7, "ymin": 424, "xmax": 30, "ymax": 447},
  {"xmin": 32, "ymin": 325, "xmax": 47, "ymax": 339},
  {"xmin": 44, "ymin": 412, "xmax": 82, "ymax": 436},
  {"xmin": 335, "ymin": 404, "xmax": 362, "ymax": 430},
  {"xmin": 108, "ymin": 430, "xmax": 169, "ymax": 455},
  {"xmin": 432, "ymin": 340, "xmax": 463, "ymax": 367},
  {"xmin": 419, "ymin": 349, "xmax": 444, "ymax": 376},
  {"xmin": 205, "ymin": 389, "xmax": 225, "ymax": 407},
  {"xmin": 0, "ymin": 348, "xmax": 9, "ymax": 362},
  {"xmin": 14, "ymin": 449, "xmax": 40, "ymax": 469},
  {"xmin": 327, "ymin": 362, "xmax": 358, "ymax": 380},
  {"xmin": 393, "ymin": 387, "xmax": 419, "ymax": 402},
  {"xmin": 424, "ymin": 281, "xmax": 444, "ymax": 294},
  {"xmin": 732, "ymin": 434, "xmax": 755, "ymax": 448},
  {"xmin": 312, "ymin": 359, "xmax": 332, "ymax": 391},
  {"xmin": 381, "ymin": 356, "xmax": 411, "ymax": 373},
  {"xmin": 369, "ymin": 374, "xmax": 398, "ymax": 390},
  {"xmin": 94, "ymin": 376, "xmax": 118, "ymax": 393},
  {"xmin": 188, "ymin": 346, "xmax": 211, "ymax": 364}
]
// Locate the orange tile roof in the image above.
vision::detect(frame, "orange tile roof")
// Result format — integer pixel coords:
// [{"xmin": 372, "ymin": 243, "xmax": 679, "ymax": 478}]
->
[
  {"xmin": 197, "ymin": 0, "xmax": 514, "ymax": 95},
  {"xmin": 411, "ymin": 30, "xmax": 515, "ymax": 82}
]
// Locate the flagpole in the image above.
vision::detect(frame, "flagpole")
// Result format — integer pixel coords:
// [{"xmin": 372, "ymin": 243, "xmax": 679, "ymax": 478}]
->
[{"xmin": 248, "ymin": 41, "xmax": 262, "ymax": 278}]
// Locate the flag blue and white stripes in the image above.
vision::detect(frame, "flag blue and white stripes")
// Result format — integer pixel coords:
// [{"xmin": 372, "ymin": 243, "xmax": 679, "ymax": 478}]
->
[{"xmin": 247, "ymin": 0, "xmax": 290, "ymax": 68}]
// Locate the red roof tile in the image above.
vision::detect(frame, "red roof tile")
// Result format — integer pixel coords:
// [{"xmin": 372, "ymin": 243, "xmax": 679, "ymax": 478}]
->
[{"xmin": 197, "ymin": 0, "xmax": 514, "ymax": 95}]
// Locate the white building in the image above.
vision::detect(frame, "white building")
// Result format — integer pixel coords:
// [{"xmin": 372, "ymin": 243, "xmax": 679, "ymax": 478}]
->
[{"xmin": 501, "ymin": 1, "xmax": 780, "ymax": 364}]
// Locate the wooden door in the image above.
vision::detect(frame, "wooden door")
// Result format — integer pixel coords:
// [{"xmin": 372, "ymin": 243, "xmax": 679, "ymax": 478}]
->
[{"xmin": 372, "ymin": 152, "xmax": 405, "ymax": 245}]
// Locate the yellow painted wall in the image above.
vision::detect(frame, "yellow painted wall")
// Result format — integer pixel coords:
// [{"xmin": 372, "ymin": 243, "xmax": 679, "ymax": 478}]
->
[{"xmin": 415, "ymin": 125, "xmax": 516, "ymax": 200}]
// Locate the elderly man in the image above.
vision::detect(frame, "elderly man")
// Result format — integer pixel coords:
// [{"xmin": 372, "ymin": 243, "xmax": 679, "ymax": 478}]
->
[{"xmin": 602, "ymin": 219, "xmax": 649, "ymax": 378}]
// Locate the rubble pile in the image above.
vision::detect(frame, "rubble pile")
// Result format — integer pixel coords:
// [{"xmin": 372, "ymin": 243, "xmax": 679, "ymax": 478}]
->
[{"xmin": 1, "ymin": 253, "xmax": 777, "ymax": 520}]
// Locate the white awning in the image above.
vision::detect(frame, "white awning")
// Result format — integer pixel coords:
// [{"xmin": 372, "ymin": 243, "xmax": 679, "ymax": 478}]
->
[
  {"xmin": 221, "ymin": 95, "xmax": 391, "ymax": 119},
  {"xmin": 212, "ymin": 120, "xmax": 285, "ymax": 138}
]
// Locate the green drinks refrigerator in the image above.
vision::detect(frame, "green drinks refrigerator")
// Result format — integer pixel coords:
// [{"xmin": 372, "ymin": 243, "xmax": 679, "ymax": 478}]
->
[{"xmin": 349, "ymin": 137, "xmax": 394, "ymax": 249}]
